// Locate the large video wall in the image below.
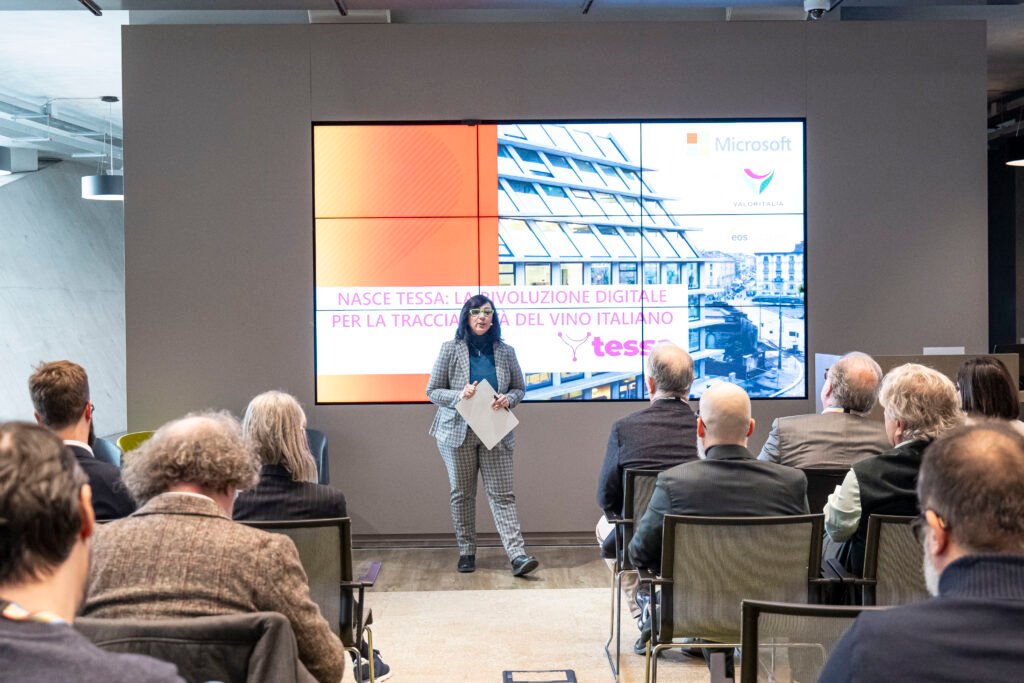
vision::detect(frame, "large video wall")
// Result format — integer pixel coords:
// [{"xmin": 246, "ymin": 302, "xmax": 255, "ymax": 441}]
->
[{"xmin": 314, "ymin": 121, "xmax": 806, "ymax": 403}]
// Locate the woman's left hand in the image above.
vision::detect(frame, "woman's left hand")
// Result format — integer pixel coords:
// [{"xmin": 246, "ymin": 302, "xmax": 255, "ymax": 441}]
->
[{"xmin": 491, "ymin": 393, "xmax": 510, "ymax": 411}]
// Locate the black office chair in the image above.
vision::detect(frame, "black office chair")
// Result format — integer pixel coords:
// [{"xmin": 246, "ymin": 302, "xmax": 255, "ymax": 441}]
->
[
  {"xmin": 800, "ymin": 468, "xmax": 848, "ymax": 513},
  {"xmin": 305, "ymin": 428, "xmax": 330, "ymax": 485}
]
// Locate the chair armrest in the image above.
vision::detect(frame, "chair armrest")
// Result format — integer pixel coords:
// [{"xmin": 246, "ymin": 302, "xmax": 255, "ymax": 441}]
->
[
  {"xmin": 358, "ymin": 561, "xmax": 381, "ymax": 587},
  {"xmin": 636, "ymin": 568, "xmax": 671, "ymax": 587},
  {"xmin": 611, "ymin": 517, "xmax": 635, "ymax": 527}
]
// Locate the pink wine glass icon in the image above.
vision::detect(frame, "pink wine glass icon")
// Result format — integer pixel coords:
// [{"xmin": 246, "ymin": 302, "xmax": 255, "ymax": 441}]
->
[{"xmin": 558, "ymin": 331, "xmax": 591, "ymax": 362}]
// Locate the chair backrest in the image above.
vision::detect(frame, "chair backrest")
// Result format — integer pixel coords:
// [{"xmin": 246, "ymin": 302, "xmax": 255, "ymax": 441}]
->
[
  {"xmin": 117, "ymin": 431, "xmax": 154, "ymax": 453},
  {"xmin": 619, "ymin": 469, "xmax": 662, "ymax": 570},
  {"xmin": 75, "ymin": 611, "xmax": 311, "ymax": 683},
  {"xmin": 91, "ymin": 437, "xmax": 122, "ymax": 467},
  {"xmin": 305, "ymin": 428, "xmax": 329, "ymax": 485},
  {"xmin": 739, "ymin": 600, "xmax": 887, "ymax": 683},
  {"xmin": 658, "ymin": 514, "xmax": 824, "ymax": 644},
  {"xmin": 862, "ymin": 514, "xmax": 928, "ymax": 606},
  {"xmin": 800, "ymin": 468, "xmax": 848, "ymax": 513},
  {"xmin": 242, "ymin": 518, "xmax": 354, "ymax": 645}
]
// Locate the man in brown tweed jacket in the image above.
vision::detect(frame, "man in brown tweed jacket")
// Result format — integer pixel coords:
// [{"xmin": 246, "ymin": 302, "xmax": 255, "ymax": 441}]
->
[{"xmin": 83, "ymin": 412, "xmax": 345, "ymax": 683}]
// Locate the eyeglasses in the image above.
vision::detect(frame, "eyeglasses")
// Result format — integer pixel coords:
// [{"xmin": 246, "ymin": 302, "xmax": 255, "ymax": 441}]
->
[
  {"xmin": 911, "ymin": 509, "xmax": 949, "ymax": 544},
  {"xmin": 469, "ymin": 308, "xmax": 494, "ymax": 318}
]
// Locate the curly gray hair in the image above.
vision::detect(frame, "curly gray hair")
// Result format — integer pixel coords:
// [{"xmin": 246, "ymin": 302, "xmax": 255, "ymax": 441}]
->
[
  {"xmin": 878, "ymin": 364, "xmax": 964, "ymax": 442},
  {"xmin": 122, "ymin": 411, "xmax": 260, "ymax": 505}
]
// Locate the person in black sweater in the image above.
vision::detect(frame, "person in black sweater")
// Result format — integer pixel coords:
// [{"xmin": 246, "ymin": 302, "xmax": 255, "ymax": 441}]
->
[
  {"xmin": 232, "ymin": 391, "xmax": 391, "ymax": 683},
  {"xmin": 233, "ymin": 391, "xmax": 346, "ymax": 521}
]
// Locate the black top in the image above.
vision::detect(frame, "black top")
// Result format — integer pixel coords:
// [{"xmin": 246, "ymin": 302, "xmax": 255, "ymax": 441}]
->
[
  {"xmin": 233, "ymin": 464, "xmax": 347, "ymax": 521},
  {"xmin": 67, "ymin": 444, "xmax": 136, "ymax": 520},
  {"xmin": 0, "ymin": 614, "xmax": 183, "ymax": 683},
  {"xmin": 597, "ymin": 398, "xmax": 700, "ymax": 520},
  {"xmin": 844, "ymin": 438, "xmax": 930, "ymax": 573},
  {"xmin": 819, "ymin": 554, "xmax": 1024, "ymax": 683}
]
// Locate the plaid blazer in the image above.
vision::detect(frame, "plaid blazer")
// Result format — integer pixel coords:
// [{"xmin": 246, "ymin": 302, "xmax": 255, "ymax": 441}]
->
[
  {"xmin": 426, "ymin": 339, "xmax": 526, "ymax": 449},
  {"xmin": 83, "ymin": 493, "xmax": 344, "ymax": 683}
]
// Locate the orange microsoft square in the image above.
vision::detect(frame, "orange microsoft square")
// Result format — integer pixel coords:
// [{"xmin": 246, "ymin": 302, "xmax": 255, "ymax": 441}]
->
[{"xmin": 687, "ymin": 133, "xmax": 698, "ymax": 144}]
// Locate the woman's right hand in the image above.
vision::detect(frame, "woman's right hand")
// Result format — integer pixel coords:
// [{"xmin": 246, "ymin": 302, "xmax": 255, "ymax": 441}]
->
[{"xmin": 462, "ymin": 381, "xmax": 479, "ymax": 400}]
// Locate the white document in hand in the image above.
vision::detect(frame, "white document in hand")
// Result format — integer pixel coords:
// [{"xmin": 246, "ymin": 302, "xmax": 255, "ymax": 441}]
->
[{"xmin": 455, "ymin": 378, "xmax": 520, "ymax": 450}]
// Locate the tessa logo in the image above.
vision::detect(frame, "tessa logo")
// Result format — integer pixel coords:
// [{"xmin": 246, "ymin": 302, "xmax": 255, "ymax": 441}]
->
[{"xmin": 743, "ymin": 168, "xmax": 775, "ymax": 195}]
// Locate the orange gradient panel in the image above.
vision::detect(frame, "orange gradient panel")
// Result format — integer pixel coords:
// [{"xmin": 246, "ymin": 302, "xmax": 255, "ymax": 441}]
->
[
  {"xmin": 477, "ymin": 125, "xmax": 498, "ymax": 217},
  {"xmin": 317, "ymin": 374, "xmax": 431, "ymax": 403},
  {"xmin": 316, "ymin": 217, "xmax": 481, "ymax": 287},
  {"xmin": 314, "ymin": 125, "xmax": 480, "ymax": 219}
]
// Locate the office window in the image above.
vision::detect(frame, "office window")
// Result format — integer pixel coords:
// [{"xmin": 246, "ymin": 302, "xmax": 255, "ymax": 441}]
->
[
  {"xmin": 596, "ymin": 226, "xmax": 634, "ymax": 257},
  {"xmin": 565, "ymin": 224, "xmax": 610, "ymax": 257},
  {"xmin": 643, "ymin": 263, "xmax": 659, "ymax": 285},
  {"xmin": 689, "ymin": 328, "xmax": 701, "ymax": 352},
  {"xmin": 689, "ymin": 295, "xmax": 700, "ymax": 321},
  {"xmin": 525, "ymin": 263, "xmax": 552, "ymax": 286},
  {"xmin": 526, "ymin": 372, "xmax": 552, "ymax": 389},
  {"xmin": 500, "ymin": 219, "xmax": 548, "ymax": 257},
  {"xmin": 663, "ymin": 263, "xmax": 680, "ymax": 285},
  {"xmin": 590, "ymin": 263, "xmax": 611, "ymax": 285},
  {"xmin": 568, "ymin": 188, "xmax": 603, "ymax": 215},
  {"xmin": 619, "ymin": 262, "xmax": 638, "ymax": 285},
  {"xmin": 560, "ymin": 371, "xmax": 584, "ymax": 382},
  {"xmin": 560, "ymin": 262, "xmax": 583, "ymax": 285},
  {"xmin": 499, "ymin": 262, "xmax": 515, "ymax": 286},
  {"xmin": 685, "ymin": 263, "xmax": 700, "ymax": 289}
]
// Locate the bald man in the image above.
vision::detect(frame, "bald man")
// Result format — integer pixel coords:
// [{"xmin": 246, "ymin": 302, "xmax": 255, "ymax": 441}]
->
[
  {"xmin": 759, "ymin": 352, "xmax": 889, "ymax": 469},
  {"xmin": 628, "ymin": 382, "xmax": 809, "ymax": 573}
]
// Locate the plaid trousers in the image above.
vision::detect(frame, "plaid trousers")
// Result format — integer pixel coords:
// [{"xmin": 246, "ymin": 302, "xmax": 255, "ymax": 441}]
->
[{"xmin": 438, "ymin": 428, "xmax": 526, "ymax": 561}]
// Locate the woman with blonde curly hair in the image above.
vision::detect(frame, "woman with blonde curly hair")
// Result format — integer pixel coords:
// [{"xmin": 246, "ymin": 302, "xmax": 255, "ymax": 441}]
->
[
  {"xmin": 232, "ymin": 391, "xmax": 347, "ymax": 521},
  {"xmin": 824, "ymin": 363, "xmax": 964, "ymax": 573}
]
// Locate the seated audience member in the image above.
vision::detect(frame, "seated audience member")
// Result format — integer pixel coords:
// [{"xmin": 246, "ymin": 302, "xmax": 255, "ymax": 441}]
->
[
  {"xmin": 819, "ymin": 423, "xmax": 1024, "ymax": 682},
  {"xmin": 83, "ymin": 412, "xmax": 345, "ymax": 683},
  {"xmin": 233, "ymin": 391, "xmax": 391, "ymax": 683},
  {"xmin": 0, "ymin": 422, "xmax": 183, "ymax": 683},
  {"xmin": 28, "ymin": 361, "xmax": 135, "ymax": 519},
  {"xmin": 628, "ymin": 383, "xmax": 808, "ymax": 671},
  {"xmin": 595, "ymin": 343, "xmax": 699, "ymax": 624},
  {"xmin": 956, "ymin": 356, "xmax": 1024, "ymax": 434},
  {"xmin": 824, "ymin": 363, "xmax": 962, "ymax": 573},
  {"xmin": 759, "ymin": 351, "xmax": 890, "ymax": 468},
  {"xmin": 234, "ymin": 391, "xmax": 346, "ymax": 520}
]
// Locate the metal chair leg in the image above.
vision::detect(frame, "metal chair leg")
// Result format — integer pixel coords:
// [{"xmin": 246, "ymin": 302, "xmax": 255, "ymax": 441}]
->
[
  {"xmin": 604, "ymin": 569, "xmax": 624, "ymax": 680},
  {"xmin": 366, "ymin": 627, "xmax": 375, "ymax": 682}
]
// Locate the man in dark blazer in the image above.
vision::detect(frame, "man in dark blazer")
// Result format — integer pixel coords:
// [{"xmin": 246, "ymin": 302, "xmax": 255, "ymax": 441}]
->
[
  {"xmin": 28, "ymin": 360, "xmax": 135, "ymax": 519},
  {"xmin": 819, "ymin": 423, "xmax": 1024, "ymax": 683},
  {"xmin": 758, "ymin": 351, "xmax": 889, "ymax": 469},
  {"xmin": 596, "ymin": 342, "xmax": 700, "ymax": 624},
  {"xmin": 629, "ymin": 381, "xmax": 809, "ymax": 573}
]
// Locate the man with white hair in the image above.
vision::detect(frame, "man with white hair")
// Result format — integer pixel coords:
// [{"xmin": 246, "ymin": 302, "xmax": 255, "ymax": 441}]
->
[
  {"xmin": 824, "ymin": 363, "xmax": 963, "ymax": 573},
  {"xmin": 758, "ymin": 351, "xmax": 890, "ymax": 468},
  {"xmin": 629, "ymin": 382, "xmax": 809, "ymax": 571},
  {"xmin": 819, "ymin": 422, "xmax": 1024, "ymax": 682},
  {"xmin": 595, "ymin": 343, "xmax": 700, "ymax": 631}
]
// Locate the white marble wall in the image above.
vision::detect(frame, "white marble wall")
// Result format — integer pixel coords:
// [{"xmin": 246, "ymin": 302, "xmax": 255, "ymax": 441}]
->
[{"xmin": 0, "ymin": 160, "xmax": 126, "ymax": 435}]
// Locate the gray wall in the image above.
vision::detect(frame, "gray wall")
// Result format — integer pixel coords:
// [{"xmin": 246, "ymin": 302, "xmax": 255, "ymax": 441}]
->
[
  {"xmin": 0, "ymin": 160, "xmax": 126, "ymax": 435},
  {"xmin": 122, "ymin": 21, "xmax": 987, "ymax": 538}
]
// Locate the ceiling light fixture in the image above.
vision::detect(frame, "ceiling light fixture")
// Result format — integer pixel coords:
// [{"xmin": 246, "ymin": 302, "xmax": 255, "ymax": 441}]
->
[
  {"xmin": 82, "ymin": 96, "xmax": 123, "ymax": 201},
  {"xmin": 0, "ymin": 147, "xmax": 38, "ymax": 176},
  {"xmin": 78, "ymin": 0, "xmax": 102, "ymax": 16}
]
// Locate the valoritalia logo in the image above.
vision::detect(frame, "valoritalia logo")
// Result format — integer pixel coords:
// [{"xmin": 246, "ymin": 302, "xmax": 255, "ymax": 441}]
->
[{"xmin": 743, "ymin": 168, "xmax": 775, "ymax": 195}]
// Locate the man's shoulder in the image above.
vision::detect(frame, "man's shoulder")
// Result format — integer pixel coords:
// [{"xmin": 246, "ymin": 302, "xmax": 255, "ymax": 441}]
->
[
  {"xmin": 616, "ymin": 400, "xmax": 695, "ymax": 428},
  {"xmin": 0, "ymin": 621, "xmax": 182, "ymax": 683}
]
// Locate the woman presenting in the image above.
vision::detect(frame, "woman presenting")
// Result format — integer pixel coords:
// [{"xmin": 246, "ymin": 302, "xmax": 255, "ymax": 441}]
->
[{"xmin": 427, "ymin": 294, "xmax": 539, "ymax": 577}]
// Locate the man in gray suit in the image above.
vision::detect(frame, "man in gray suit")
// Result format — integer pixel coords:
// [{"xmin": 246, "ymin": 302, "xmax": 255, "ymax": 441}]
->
[{"xmin": 758, "ymin": 351, "xmax": 890, "ymax": 469}]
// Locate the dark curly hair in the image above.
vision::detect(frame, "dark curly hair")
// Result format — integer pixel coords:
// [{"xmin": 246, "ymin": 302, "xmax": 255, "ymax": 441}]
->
[{"xmin": 455, "ymin": 294, "xmax": 501, "ymax": 344}]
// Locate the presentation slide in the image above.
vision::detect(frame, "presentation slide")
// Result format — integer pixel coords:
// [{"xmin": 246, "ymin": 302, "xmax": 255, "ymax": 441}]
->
[{"xmin": 314, "ymin": 120, "xmax": 805, "ymax": 403}]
